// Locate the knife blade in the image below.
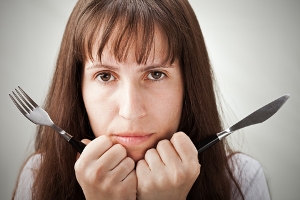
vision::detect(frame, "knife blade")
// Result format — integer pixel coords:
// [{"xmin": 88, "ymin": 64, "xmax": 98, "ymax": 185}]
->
[{"xmin": 197, "ymin": 94, "xmax": 290, "ymax": 153}]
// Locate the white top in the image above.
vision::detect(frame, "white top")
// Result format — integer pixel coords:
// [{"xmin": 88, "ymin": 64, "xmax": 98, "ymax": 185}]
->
[
  {"xmin": 14, "ymin": 154, "xmax": 40, "ymax": 200},
  {"xmin": 229, "ymin": 153, "xmax": 271, "ymax": 200},
  {"xmin": 14, "ymin": 153, "xmax": 270, "ymax": 200}
]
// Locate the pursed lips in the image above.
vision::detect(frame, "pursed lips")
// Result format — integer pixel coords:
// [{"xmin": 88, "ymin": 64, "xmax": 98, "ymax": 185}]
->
[{"xmin": 112, "ymin": 133, "xmax": 153, "ymax": 146}]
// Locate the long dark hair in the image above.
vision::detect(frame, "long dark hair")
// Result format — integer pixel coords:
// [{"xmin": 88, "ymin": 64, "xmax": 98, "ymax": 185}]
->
[{"xmin": 14, "ymin": 0, "xmax": 243, "ymax": 199}]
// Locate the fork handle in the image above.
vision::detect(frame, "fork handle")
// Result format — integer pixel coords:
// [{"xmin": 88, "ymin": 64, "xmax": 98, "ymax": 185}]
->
[{"xmin": 69, "ymin": 137, "xmax": 86, "ymax": 153}]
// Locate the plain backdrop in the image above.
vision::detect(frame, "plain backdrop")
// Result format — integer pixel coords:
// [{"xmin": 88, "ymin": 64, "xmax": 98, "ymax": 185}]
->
[{"xmin": 1, "ymin": 1, "xmax": 299, "ymax": 199}]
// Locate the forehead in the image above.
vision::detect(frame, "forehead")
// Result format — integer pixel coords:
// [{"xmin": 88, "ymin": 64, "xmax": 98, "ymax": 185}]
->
[{"xmin": 90, "ymin": 24, "xmax": 170, "ymax": 65}]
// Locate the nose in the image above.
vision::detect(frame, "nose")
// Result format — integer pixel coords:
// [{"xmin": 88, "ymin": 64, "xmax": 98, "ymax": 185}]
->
[{"xmin": 118, "ymin": 83, "xmax": 146, "ymax": 120}]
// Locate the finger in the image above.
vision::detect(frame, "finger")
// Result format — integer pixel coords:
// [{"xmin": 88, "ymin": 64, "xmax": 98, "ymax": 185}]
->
[
  {"xmin": 97, "ymin": 144, "xmax": 127, "ymax": 171},
  {"xmin": 76, "ymin": 139, "xmax": 92, "ymax": 159},
  {"xmin": 144, "ymin": 148, "xmax": 165, "ymax": 170},
  {"xmin": 136, "ymin": 159, "xmax": 150, "ymax": 178},
  {"xmin": 110, "ymin": 157, "xmax": 135, "ymax": 182},
  {"xmin": 80, "ymin": 135, "xmax": 113, "ymax": 160},
  {"xmin": 122, "ymin": 168, "xmax": 136, "ymax": 183},
  {"xmin": 121, "ymin": 169, "xmax": 137, "ymax": 194},
  {"xmin": 170, "ymin": 132, "xmax": 198, "ymax": 162},
  {"xmin": 156, "ymin": 139, "xmax": 181, "ymax": 165},
  {"xmin": 81, "ymin": 139, "xmax": 92, "ymax": 145}
]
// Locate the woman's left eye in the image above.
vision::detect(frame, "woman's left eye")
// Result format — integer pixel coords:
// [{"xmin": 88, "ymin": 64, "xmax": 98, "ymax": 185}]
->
[{"xmin": 147, "ymin": 71, "xmax": 165, "ymax": 80}]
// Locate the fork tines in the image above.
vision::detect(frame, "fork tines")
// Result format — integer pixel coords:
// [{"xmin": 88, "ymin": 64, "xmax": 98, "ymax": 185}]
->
[{"xmin": 9, "ymin": 86, "xmax": 37, "ymax": 115}]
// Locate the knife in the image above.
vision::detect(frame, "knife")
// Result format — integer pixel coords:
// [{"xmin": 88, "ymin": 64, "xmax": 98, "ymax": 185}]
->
[{"xmin": 197, "ymin": 94, "xmax": 290, "ymax": 153}]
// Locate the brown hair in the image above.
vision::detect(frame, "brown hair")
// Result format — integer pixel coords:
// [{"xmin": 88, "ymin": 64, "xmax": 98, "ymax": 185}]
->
[{"xmin": 14, "ymin": 0, "xmax": 243, "ymax": 199}]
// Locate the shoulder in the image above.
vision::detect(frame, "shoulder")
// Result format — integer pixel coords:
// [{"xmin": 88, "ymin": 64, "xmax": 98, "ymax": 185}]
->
[
  {"xmin": 229, "ymin": 153, "xmax": 271, "ymax": 200},
  {"xmin": 24, "ymin": 154, "xmax": 41, "ymax": 169},
  {"xmin": 229, "ymin": 153, "xmax": 262, "ymax": 179},
  {"xmin": 20, "ymin": 154, "xmax": 41, "ymax": 176},
  {"xmin": 14, "ymin": 154, "xmax": 41, "ymax": 200}
]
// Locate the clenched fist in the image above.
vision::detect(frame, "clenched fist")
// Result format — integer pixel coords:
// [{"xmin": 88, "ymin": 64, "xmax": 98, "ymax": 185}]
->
[
  {"xmin": 75, "ymin": 135, "xmax": 137, "ymax": 200},
  {"xmin": 136, "ymin": 132, "xmax": 200, "ymax": 200}
]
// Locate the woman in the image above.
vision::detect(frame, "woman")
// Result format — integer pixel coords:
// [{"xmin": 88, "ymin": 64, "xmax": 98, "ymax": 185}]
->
[{"xmin": 13, "ymin": 0, "xmax": 270, "ymax": 199}]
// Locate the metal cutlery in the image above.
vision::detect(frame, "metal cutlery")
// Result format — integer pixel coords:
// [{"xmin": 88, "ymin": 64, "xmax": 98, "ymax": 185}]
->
[
  {"xmin": 9, "ymin": 86, "xmax": 86, "ymax": 153},
  {"xmin": 197, "ymin": 94, "xmax": 290, "ymax": 153}
]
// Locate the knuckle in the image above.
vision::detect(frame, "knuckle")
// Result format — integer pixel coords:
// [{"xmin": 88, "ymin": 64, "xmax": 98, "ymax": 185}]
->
[
  {"xmin": 147, "ymin": 148, "xmax": 156, "ymax": 154},
  {"xmin": 144, "ymin": 148, "xmax": 157, "ymax": 161},
  {"xmin": 113, "ymin": 144, "xmax": 127, "ymax": 157},
  {"xmin": 124, "ymin": 157, "xmax": 135, "ymax": 168},
  {"xmin": 157, "ymin": 139, "xmax": 170, "ymax": 149},
  {"xmin": 195, "ymin": 162, "xmax": 201, "ymax": 176},
  {"xmin": 159, "ymin": 139, "xmax": 170, "ymax": 146},
  {"xmin": 136, "ymin": 159, "xmax": 144, "ymax": 169},
  {"xmin": 172, "ymin": 168, "xmax": 186, "ymax": 185},
  {"xmin": 172, "ymin": 131, "xmax": 185, "ymax": 140},
  {"xmin": 75, "ymin": 161, "xmax": 107, "ymax": 186},
  {"xmin": 186, "ymin": 161, "xmax": 201, "ymax": 179},
  {"xmin": 74, "ymin": 158, "xmax": 86, "ymax": 174},
  {"xmin": 120, "ymin": 157, "xmax": 135, "ymax": 171},
  {"xmin": 78, "ymin": 167, "xmax": 100, "ymax": 186},
  {"xmin": 171, "ymin": 132, "xmax": 189, "ymax": 145},
  {"xmin": 85, "ymin": 170, "xmax": 99, "ymax": 185},
  {"xmin": 114, "ymin": 143, "xmax": 126, "ymax": 152},
  {"xmin": 139, "ymin": 178, "xmax": 155, "ymax": 192},
  {"xmin": 156, "ymin": 174, "xmax": 168, "ymax": 188},
  {"xmin": 98, "ymin": 135, "xmax": 113, "ymax": 145}
]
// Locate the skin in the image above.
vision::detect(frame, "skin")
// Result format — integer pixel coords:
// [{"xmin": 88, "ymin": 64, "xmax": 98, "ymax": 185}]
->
[{"xmin": 75, "ymin": 25, "xmax": 200, "ymax": 200}]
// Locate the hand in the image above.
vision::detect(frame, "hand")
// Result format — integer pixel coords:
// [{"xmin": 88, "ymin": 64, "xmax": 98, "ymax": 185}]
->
[
  {"xmin": 74, "ymin": 135, "xmax": 137, "ymax": 200},
  {"xmin": 136, "ymin": 132, "xmax": 200, "ymax": 200}
]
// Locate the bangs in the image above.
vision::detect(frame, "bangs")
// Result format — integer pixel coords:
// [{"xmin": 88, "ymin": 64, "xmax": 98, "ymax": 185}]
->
[{"xmin": 75, "ymin": 0, "xmax": 181, "ymax": 65}]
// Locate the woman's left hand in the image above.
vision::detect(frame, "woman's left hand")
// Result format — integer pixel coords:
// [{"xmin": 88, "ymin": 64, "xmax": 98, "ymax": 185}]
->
[{"xmin": 136, "ymin": 132, "xmax": 201, "ymax": 200}]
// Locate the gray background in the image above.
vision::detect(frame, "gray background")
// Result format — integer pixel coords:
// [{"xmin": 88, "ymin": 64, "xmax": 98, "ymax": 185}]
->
[{"xmin": 1, "ymin": 1, "xmax": 299, "ymax": 199}]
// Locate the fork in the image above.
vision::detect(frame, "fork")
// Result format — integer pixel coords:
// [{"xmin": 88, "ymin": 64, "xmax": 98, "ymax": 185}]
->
[{"xmin": 9, "ymin": 86, "xmax": 86, "ymax": 153}]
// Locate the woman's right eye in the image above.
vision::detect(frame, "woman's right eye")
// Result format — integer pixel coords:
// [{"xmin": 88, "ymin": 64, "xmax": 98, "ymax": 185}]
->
[{"xmin": 96, "ymin": 72, "xmax": 116, "ymax": 82}]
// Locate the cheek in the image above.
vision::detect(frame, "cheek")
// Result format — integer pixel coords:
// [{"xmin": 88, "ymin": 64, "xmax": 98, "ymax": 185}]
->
[
  {"xmin": 152, "ymin": 87, "xmax": 184, "ymax": 134},
  {"xmin": 82, "ymin": 90, "xmax": 115, "ymax": 137}
]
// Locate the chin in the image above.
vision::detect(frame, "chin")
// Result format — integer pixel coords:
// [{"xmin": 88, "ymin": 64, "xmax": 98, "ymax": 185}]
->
[{"xmin": 127, "ymin": 149, "xmax": 147, "ymax": 163}]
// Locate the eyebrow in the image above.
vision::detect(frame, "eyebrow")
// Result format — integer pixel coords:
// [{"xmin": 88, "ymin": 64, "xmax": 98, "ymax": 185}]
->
[
  {"xmin": 86, "ymin": 64, "xmax": 118, "ymax": 71},
  {"xmin": 139, "ymin": 64, "xmax": 175, "ymax": 72},
  {"xmin": 86, "ymin": 63, "xmax": 175, "ymax": 72}
]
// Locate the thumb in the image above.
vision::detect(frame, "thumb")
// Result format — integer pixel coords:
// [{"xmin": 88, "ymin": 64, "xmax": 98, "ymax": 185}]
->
[
  {"xmin": 76, "ymin": 139, "xmax": 92, "ymax": 159},
  {"xmin": 81, "ymin": 139, "xmax": 92, "ymax": 145}
]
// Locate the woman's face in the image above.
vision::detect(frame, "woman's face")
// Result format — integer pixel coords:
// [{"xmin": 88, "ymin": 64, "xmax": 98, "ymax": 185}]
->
[{"xmin": 81, "ymin": 26, "xmax": 184, "ymax": 162}]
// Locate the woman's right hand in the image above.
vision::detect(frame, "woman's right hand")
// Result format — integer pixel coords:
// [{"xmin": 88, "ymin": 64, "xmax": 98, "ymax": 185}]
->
[{"xmin": 74, "ymin": 135, "xmax": 137, "ymax": 200}]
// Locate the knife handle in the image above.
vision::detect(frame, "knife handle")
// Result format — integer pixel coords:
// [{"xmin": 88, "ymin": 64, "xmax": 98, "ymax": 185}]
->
[{"xmin": 197, "ymin": 134, "xmax": 220, "ymax": 154}]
